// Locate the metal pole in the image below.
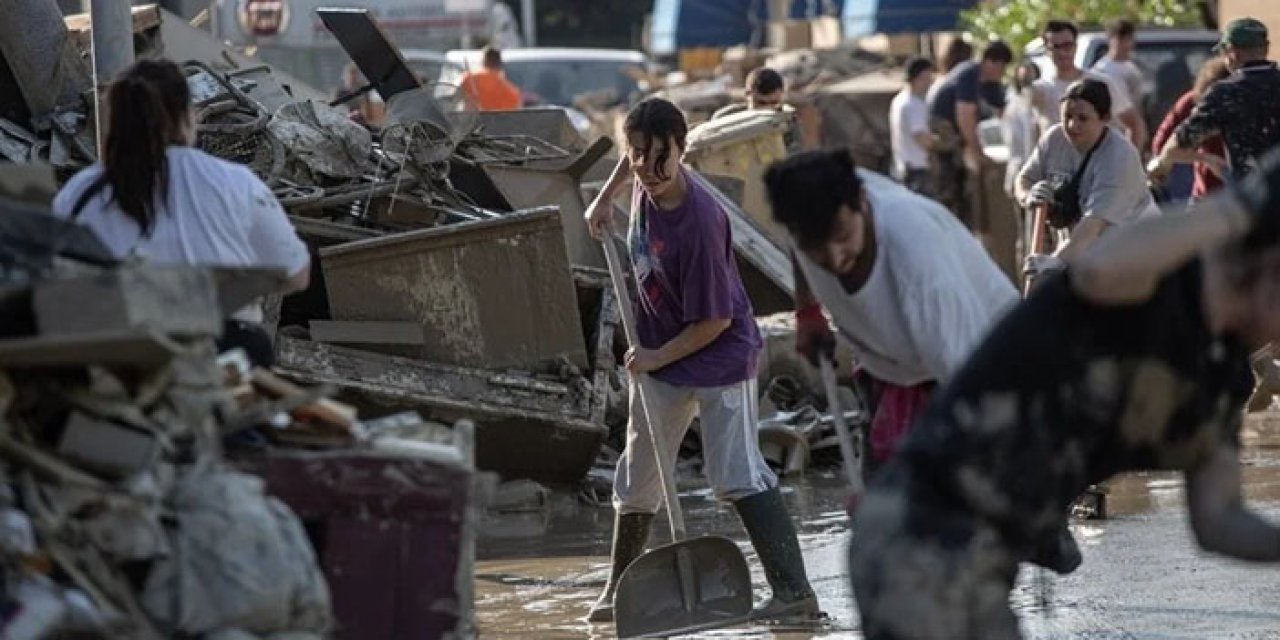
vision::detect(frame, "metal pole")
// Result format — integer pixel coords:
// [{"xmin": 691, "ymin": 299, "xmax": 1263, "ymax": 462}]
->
[
  {"xmin": 90, "ymin": 0, "xmax": 135, "ymax": 153},
  {"xmin": 520, "ymin": 0, "xmax": 535, "ymax": 47},
  {"xmin": 90, "ymin": 0, "xmax": 135, "ymax": 82}
]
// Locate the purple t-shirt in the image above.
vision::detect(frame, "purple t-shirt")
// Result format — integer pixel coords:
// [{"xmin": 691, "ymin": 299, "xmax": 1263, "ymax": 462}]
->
[{"xmin": 628, "ymin": 170, "xmax": 762, "ymax": 387}]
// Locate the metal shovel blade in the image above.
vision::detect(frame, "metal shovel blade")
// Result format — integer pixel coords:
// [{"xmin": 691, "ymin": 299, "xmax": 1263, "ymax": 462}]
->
[{"xmin": 613, "ymin": 535, "xmax": 753, "ymax": 638}]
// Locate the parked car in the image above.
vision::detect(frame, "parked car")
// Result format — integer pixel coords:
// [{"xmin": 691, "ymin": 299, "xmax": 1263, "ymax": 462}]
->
[
  {"xmin": 400, "ymin": 49, "xmax": 465, "ymax": 86},
  {"xmin": 441, "ymin": 48, "xmax": 651, "ymax": 109},
  {"xmin": 1024, "ymin": 28, "xmax": 1219, "ymax": 133}
]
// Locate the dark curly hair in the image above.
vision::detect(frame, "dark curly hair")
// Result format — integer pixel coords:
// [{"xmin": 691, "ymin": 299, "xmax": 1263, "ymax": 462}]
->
[{"xmin": 763, "ymin": 149, "xmax": 865, "ymax": 250}]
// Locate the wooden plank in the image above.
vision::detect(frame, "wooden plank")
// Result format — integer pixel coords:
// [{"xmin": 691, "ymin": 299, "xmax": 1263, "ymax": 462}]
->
[
  {"xmin": 0, "ymin": 330, "xmax": 177, "ymax": 369},
  {"xmin": 273, "ymin": 337, "xmax": 597, "ymax": 430},
  {"xmin": 63, "ymin": 5, "xmax": 161, "ymax": 40}
]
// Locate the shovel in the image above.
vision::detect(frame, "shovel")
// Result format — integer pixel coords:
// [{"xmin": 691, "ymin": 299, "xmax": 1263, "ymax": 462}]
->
[
  {"xmin": 601, "ymin": 236, "xmax": 754, "ymax": 638},
  {"xmin": 818, "ymin": 357, "xmax": 864, "ymax": 497}
]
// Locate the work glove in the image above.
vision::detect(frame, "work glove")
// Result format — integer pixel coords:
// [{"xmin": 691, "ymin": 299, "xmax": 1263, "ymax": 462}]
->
[
  {"xmin": 1023, "ymin": 180, "xmax": 1055, "ymax": 209},
  {"xmin": 1235, "ymin": 145, "xmax": 1280, "ymax": 251},
  {"xmin": 795, "ymin": 304, "xmax": 835, "ymax": 368}
]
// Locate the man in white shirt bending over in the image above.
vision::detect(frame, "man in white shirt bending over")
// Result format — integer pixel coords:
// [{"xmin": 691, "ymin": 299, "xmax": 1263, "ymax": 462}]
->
[
  {"xmin": 1034, "ymin": 19, "xmax": 1147, "ymax": 150},
  {"xmin": 763, "ymin": 149, "xmax": 1017, "ymax": 470},
  {"xmin": 889, "ymin": 57, "xmax": 937, "ymax": 195}
]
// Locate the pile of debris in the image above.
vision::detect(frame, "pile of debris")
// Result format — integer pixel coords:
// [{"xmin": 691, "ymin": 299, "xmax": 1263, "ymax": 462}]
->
[
  {"xmin": 0, "ymin": 201, "xmax": 333, "ymax": 639},
  {"xmin": 0, "ymin": 194, "xmax": 483, "ymax": 638}
]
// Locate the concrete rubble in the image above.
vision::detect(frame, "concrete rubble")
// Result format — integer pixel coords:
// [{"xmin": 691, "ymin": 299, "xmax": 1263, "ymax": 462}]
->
[{"xmin": 0, "ymin": 198, "xmax": 342, "ymax": 639}]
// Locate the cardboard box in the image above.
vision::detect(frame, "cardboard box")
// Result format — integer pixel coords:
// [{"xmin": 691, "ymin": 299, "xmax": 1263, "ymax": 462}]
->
[
  {"xmin": 768, "ymin": 20, "xmax": 812, "ymax": 51},
  {"xmin": 810, "ymin": 16, "xmax": 842, "ymax": 50}
]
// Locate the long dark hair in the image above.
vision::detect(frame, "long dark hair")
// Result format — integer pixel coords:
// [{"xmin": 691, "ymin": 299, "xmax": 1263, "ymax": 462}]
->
[
  {"xmin": 623, "ymin": 98, "xmax": 687, "ymax": 181},
  {"xmin": 73, "ymin": 59, "xmax": 192, "ymax": 236}
]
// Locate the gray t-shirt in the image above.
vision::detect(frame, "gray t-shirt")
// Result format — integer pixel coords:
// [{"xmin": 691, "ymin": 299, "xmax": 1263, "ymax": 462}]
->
[{"xmin": 1017, "ymin": 124, "xmax": 1160, "ymax": 225}]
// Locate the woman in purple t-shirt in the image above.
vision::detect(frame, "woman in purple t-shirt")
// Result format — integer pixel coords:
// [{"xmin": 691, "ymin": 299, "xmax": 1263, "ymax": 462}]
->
[{"xmin": 583, "ymin": 98, "xmax": 818, "ymax": 623}]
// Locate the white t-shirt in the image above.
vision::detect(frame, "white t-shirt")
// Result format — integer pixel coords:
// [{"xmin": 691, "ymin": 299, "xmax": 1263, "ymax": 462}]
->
[
  {"xmin": 53, "ymin": 147, "xmax": 310, "ymax": 321},
  {"xmin": 1017, "ymin": 124, "xmax": 1161, "ymax": 226},
  {"xmin": 1032, "ymin": 68, "xmax": 1132, "ymax": 132},
  {"xmin": 889, "ymin": 87, "xmax": 930, "ymax": 177},
  {"xmin": 794, "ymin": 171, "xmax": 1018, "ymax": 386},
  {"xmin": 1092, "ymin": 56, "xmax": 1144, "ymax": 110}
]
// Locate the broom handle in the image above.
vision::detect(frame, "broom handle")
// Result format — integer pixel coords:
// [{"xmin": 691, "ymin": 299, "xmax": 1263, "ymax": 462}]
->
[{"xmin": 602, "ymin": 236, "xmax": 688, "ymax": 541}]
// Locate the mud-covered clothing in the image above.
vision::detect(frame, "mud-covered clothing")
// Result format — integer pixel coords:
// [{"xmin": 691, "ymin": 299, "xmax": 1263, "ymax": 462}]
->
[
  {"xmin": 851, "ymin": 260, "xmax": 1253, "ymax": 638},
  {"xmin": 899, "ymin": 259, "xmax": 1252, "ymax": 547},
  {"xmin": 1175, "ymin": 60, "xmax": 1280, "ymax": 178},
  {"xmin": 629, "ymin": 170, "xmax": 762, "ymax": 388},
  {"xmin": 613, "ymin": 376, "xmax": 776, "ymax": 513}
]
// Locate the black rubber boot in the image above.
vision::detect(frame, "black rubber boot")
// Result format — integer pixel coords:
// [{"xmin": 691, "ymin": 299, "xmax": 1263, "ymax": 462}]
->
[
  {"xmin": 587, "ymin": 512, "xmax": 654, "ymax": 623},
  {"xmin": 1028, "ymin": 523, "xmax": 1082, "ymax": 575},
  {"xmin": 733, "ymin": 487, "xmax": 820, "ymax": 621}
]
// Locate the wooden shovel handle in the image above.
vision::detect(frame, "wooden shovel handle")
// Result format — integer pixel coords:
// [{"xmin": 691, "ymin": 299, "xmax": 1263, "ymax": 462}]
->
[{"xmin": 1023, "ymin": 203, "xmax": 1049, "ymax": 297}]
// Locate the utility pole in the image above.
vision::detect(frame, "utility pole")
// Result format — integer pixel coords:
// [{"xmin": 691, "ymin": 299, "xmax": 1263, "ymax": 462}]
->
[
  {"xmin": 90, "ymin": 0, "xmax": 135, "ymax": 152},
  {"xmin": 521, "ymin": 0, "xmax": 535, "ymax": 47}
]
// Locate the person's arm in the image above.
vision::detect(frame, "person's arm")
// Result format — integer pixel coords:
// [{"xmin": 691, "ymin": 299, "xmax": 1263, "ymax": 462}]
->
[
  {"xmin": 955, "ymin": 68, "xmax": 983, "ymax": 168},
  {"xmin": 1014, "ymin": 134, "xmax": 1048, "ymax": 205},
  {"xmin": 909, "ymin": 100, "xmax": 936, "ymax": 151},
  {"xmin": 1187, "ymin": 445, "xmax": 1280, "ymax": 561},
  {"xmin": 1153, "ymin": 86, "xmax": 1228, "ymax": 174},
  {"xmin": 1119, "ymin": 107, "xmax": 1147, "ymax": 151},
  {"xmin": 1151, "ymin": 93, "xmax": 1195, "ymax": 156},
  {"xmin": 585, "ymin": 156, "xmax": 633, "ymax": 239},
  {"xmin": 956, "ymin": 101, "xmax": 982, "ymax": 166},
  {"xmin": 791, "ymin": 251, "xmax": 818, "ymax": 309},
  {"xmin": 245, "ymin": 178, "xmax": 311, "ymax": 295},
  {"xmin": 1053, "ymin": 216, "xmax": 1110, "ymax": 263}
]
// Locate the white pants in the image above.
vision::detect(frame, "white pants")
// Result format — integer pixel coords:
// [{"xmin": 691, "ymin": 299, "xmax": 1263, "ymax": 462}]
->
[{"xmin": 613, "ymin": 376, "xmax": 777, "ymax": 514}]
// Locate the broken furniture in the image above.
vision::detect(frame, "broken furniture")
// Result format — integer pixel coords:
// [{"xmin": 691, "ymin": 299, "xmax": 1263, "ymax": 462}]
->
[
  {"xmin": 320, "ymin": 207, "xmax": 588, "ymax": 371},
  {"xmin": 274, "ymin": 210, "xmax": 619, "ymax": 485}
]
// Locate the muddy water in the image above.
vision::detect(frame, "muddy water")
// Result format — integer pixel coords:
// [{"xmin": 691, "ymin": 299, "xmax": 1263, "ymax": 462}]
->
[{"xmin": 476, "ymin": 427, "xmax": 1280, "ymax": 639}]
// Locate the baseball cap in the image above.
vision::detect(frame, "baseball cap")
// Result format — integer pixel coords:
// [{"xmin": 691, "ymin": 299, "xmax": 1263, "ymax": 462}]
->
[{"xmin": 1215, "ymin": 17, "xmax": 1269, "ymax": 53}]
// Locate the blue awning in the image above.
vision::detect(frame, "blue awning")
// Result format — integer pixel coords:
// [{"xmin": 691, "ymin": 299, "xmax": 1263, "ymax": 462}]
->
[
  {"xmin": 843, "ymin": 0, "xmax": 974, "ymax": 38},
  {"xmin": 649, "ymin": 0, "xmax": 972, "ymax": 55}
]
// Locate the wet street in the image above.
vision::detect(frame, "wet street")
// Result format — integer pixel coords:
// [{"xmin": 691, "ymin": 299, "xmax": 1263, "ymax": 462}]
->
[{"xmin": 475, "ymin": 416, "xmax": 1280, "ymax": 639}]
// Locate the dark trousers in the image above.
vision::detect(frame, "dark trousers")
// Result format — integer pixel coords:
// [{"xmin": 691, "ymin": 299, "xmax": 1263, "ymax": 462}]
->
[
  {"xmin": 902, "ymin": 168, "xmax": 931, "ymax": 196},
  {"xmin": 217, "ymin": 320, "xmax": 275, "ymax": 368}
]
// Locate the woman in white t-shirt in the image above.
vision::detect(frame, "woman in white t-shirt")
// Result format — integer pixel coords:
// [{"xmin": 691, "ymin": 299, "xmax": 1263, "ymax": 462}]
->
[
  {"xmin": 53, "ymin": 59, "xmax": 310, "ymax": 365},
  {"xmin": 1016, "ymin": 78, "xmax": 1159, "ymax": 273}
]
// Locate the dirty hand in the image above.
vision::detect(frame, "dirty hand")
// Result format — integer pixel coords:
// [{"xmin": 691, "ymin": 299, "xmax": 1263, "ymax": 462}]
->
[
  {"xmin": 1024, "ymin": 180, "xmax": 1055, "ymax": 209},
  {"xmin": 625, "ymin": 346, "xmax": 665, "ymax": 374},
  {"xmin": 795, "ymin": 304, "xmax": 835, "ymax": 367},
  {"xmin": 1197, "ymin": 152, "xmax": 1229, "ymax": 180},
  {"xmin": 585, "ymin": 196, "xmax": 614, "ymax": 241},
  {"xmin": 963, "ymin": 147, "xmax": 983, "ymax": 173},
  {"xmin": 1022, "ymin": 253, "xmax": 1065, "ymax": 278},
  {"xmin": 1146, "ymin": 154, "xmax": 1172, "ymax": 182}
]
